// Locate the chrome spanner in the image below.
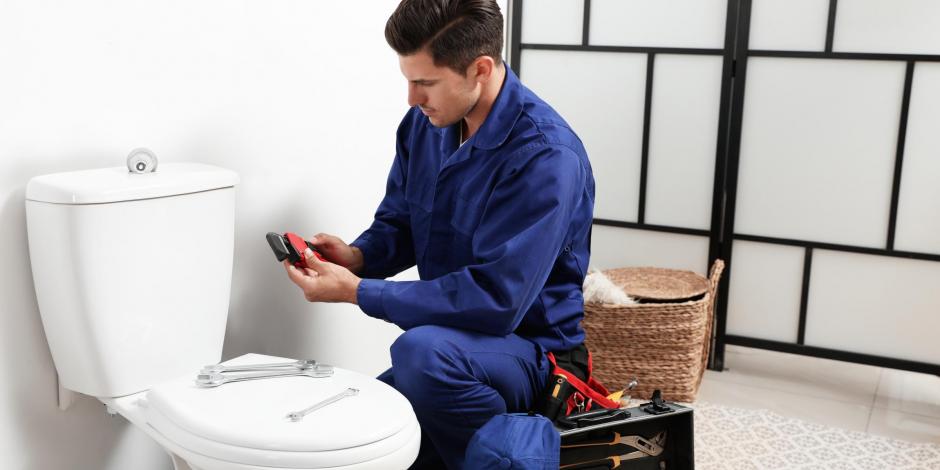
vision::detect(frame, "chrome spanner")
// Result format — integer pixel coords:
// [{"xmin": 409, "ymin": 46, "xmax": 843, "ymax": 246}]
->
[
  {"xmin": 286, "ymin": 387, "xmax": 359, "ymax": 422},
  {"xmin": 195, "ymin": 367, "xmax": 334, "ymax": 388},
  {"xmin": 201, "ymin": 359, "xmax": 320, "ymax": 374}
]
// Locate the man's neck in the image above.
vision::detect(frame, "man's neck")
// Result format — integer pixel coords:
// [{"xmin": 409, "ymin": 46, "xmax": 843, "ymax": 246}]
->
[{"xmin": 462, "ymin": 64, "xmax": 507, "ymax": 142}]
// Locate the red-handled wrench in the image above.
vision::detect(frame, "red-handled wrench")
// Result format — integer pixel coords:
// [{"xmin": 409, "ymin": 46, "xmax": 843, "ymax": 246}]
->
[{"xmin": 266, "ymin": 232, "xmax": 325, "ymax": 269}]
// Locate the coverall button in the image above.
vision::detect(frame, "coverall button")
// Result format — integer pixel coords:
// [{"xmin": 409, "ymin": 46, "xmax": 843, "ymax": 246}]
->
[{"xmin": 498, "ymin": 457, "xmax": 512, "ymax": 469}]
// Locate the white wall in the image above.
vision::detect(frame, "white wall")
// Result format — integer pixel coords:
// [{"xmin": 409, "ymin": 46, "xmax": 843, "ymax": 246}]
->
[{"xmin": 0, "ymin": 1, "xmax": 412, "ymax": 468}]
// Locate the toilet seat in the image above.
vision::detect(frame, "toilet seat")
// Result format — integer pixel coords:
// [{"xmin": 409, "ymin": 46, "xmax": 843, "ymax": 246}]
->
[
  {"xmin": 146, "ymin": 407, "xmax": 420, "ymax": 469},
  {"xmin": 141, "ymin": 354, "xmax": 419, "ymax": 468}
]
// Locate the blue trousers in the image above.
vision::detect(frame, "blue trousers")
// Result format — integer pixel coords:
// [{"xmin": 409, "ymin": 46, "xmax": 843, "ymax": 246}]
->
[{"xmin": 377, "ymin": 325, "xmax": 551, "ymax": 470}]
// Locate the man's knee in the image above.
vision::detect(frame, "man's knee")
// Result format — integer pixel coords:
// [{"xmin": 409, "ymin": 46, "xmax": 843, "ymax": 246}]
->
[
  {"xmin": 390, "ymin": 325, "xmax": 461, "ymax": 373},
  {"xmin": 389, "ymin": 325, "xmax": 473, "ymax": 401}
]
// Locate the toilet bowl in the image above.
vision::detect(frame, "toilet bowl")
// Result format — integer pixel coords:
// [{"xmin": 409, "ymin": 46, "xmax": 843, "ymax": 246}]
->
[
  {"xmin": 25, "ymin": 162, "xmax": 420, "ymax": 469},
  {"xmin": 103, "ymin": 354, "xmax": 420, "ymax": 470}
]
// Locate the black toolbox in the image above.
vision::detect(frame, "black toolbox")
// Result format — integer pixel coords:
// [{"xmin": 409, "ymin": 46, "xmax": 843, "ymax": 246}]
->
[{"xmin": 557, "ymin": 394, "xmax": 694, "ymax": 470}]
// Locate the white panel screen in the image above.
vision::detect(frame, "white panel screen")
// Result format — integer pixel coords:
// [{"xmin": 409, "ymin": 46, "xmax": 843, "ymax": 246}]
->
[
  {"xmin": 521, "ymin": 50, "xmax": 647, "ymax": 221},
  {"xmin": 749, "ymin": 0, "xmax": 830, "ymax": 51},
  {"xmin": 521, "ymin": 0, "xmax": 583, "ymax": 45},
  {"xmin": 646, "ymin": 54, "xmax": 723, "ymax": 230},
  {"xmin": 735, "ymin": 58, "xmax": 906, "ymax": 248},
  {"xmin": 590, "ymin": 225, "xmax": 710, "ymax": 275},
  {"xmin": 835, "ymin": 0, "xmax": 940, "ymax": 55},
  {"xmin": 895, "ymin": 63, "xmax": 940, "ymax": 256},
  {"xmin": 805, "ymin": 250, "xmax": 940, "ymax": 364},
  {"xmin": 726, "ymin": 241, "xmax": 805, "ymax": 343},
  {"xmin": 590, "ymin": 0, "xmax": 727, "ymax": 49}
]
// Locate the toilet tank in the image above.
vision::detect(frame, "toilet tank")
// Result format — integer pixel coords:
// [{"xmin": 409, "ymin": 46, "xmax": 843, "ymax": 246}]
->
[{"xmin": 26, "ymin": 163, "xmax": 239, "ymax": 398}]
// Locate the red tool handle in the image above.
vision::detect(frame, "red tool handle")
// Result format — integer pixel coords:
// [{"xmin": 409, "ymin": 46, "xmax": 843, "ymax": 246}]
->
[{"xmin": 285, "ymin": 232, "xmax": 325, "ymax": 268}]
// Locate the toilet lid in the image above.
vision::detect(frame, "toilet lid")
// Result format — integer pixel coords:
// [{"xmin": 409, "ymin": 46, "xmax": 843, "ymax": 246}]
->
[{"xmin": 145, "ymin": 354, "xmax": 416, "ymax": 453}]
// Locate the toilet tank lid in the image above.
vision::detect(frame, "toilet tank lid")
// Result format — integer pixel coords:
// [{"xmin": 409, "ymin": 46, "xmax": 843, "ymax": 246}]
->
[{"xmin": 26, "ymin": 163, "xmax": 240, "ymax": 204}]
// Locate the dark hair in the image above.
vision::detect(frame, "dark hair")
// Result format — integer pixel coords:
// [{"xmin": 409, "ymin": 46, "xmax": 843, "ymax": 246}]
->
[{"xmin": 385, "ymin": 0, "xmax": 504, "ymax": 74}]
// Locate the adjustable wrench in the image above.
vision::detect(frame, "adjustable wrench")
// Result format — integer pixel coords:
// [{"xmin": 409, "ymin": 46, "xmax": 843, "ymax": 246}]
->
[
  {"xmin": 195, "ymin": 367, "xmax": 334, "ymax": 388},
  {"xmin": 201, "ymin": 359, "xmax": 321, "ymax": 374}
]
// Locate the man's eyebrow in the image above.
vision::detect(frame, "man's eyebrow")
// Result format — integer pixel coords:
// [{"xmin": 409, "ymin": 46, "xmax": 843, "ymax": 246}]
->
[{"xmin": 411, "ymin": 78, "xmax": 438, "ymax": 84}]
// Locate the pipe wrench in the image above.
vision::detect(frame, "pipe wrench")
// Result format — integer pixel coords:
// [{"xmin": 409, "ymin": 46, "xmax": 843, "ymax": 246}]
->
[{"xmin": 266, "ymin": 232, "xmax": 325, "ymax": 269}]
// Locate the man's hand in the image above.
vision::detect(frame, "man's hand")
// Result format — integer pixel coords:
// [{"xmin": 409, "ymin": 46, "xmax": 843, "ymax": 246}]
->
[
  {"xmin": 308, "ymin": 233, "xmax": 364, "ymax": 274},
  {"xmin": 284, "ymin": 249, "xmax": 361, "ymax": 304}
]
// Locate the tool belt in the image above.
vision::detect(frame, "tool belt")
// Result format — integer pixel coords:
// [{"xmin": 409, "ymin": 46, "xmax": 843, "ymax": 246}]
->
[{"xmin": 536, "ymin": 344, "xmax": 620, "ymax": 423}]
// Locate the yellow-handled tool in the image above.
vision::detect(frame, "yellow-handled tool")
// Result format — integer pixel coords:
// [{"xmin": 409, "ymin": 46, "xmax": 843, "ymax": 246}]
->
[
  {"xmin": 560, "ymin": 430, "xmax": 666, "ymax": 469},
  {"xmin": 606, "ymin": 377, "xmax": 639, "ymax": 407}
]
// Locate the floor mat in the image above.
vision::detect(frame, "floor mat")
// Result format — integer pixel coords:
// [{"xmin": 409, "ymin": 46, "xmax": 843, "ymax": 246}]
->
[{"xmin": 693, "ymin": 402, "xmax": 940, "ymax": 469}]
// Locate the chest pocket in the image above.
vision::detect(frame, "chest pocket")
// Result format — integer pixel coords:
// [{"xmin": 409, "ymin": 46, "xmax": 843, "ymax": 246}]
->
[{"xmin": 450, "ymin": 194, "xmax": 485, "ymax": 236}]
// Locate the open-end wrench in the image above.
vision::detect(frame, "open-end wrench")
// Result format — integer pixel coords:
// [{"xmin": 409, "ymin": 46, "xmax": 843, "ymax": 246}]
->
[
  {"xmin": 201, "ymin": 359, "xmax": 320, "ymax": 374},
  {"xmin": 286, "ymin": 388, "xmax": 359, "ymax": 422},
  {"xmin": 195, "ymin": 367, "xmax": 334, "ymax": 388}
]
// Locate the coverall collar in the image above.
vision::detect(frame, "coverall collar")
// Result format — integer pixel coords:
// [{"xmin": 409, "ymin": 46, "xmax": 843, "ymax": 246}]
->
[
  {"xmin": 437, "ymin": 65, "xmax": 524, "ymax": 153},
  {"xmin": 469, "ymin": 65, "xmax": 524, "ymax": 151}
]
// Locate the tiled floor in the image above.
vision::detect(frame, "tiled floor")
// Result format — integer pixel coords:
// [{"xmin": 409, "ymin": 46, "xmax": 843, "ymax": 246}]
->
[{"xmin": 693, "ymin": 345, "xmax": 940, "ymax": 444}]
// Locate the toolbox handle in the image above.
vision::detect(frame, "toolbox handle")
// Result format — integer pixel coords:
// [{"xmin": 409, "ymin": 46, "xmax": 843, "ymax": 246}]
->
[{"xmin": 558, "ymin": 407, "xmax": 631, "ymax": 429}]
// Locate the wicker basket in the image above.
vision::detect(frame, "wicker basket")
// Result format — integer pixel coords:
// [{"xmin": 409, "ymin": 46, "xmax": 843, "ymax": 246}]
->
[{"xmin": 583, "ymin": 259, "xmax": 725, "ymax": 403}]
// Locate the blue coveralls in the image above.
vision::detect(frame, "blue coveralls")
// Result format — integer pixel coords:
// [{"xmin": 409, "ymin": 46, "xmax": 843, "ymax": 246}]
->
[{"xmin": 350, "ymin": 67, "xmax": 594, "ymax": 469}]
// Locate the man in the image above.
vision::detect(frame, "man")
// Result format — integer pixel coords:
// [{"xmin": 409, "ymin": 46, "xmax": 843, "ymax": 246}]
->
[{"xmin": 283, "ymin": 0, "xmax": 594, "ymax": 467}]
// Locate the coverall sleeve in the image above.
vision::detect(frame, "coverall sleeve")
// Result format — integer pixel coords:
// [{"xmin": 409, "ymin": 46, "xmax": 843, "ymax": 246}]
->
[
  {"xmin": 357, "ymin": 144, "xmax": 586, "ymax": 336},
  {"xmin": 349, "ymin": 125, "xmax": 416, "ymax": 280}
]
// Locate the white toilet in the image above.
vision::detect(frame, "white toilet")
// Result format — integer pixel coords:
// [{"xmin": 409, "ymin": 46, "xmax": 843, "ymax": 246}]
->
[{"xmin": 25, "ymin": 161, "xmax": 420, "ymax": 470}]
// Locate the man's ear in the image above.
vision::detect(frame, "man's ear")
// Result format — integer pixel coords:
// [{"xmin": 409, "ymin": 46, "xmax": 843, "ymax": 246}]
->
[{"xmin": 468, "ymin": 56, "xmax": 496, "ymax": 83}]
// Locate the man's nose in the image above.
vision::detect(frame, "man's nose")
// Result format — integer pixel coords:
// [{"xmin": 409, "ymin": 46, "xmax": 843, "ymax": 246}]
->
[{"xmin": 407, "ymin": 84, "xmax": 425, "ymax": 108}]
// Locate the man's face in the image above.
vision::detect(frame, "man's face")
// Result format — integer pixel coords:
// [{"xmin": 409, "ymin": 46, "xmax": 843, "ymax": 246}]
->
[{"xmin": 399, "ymin": 50, "xmax": 480, "ymax": 128}]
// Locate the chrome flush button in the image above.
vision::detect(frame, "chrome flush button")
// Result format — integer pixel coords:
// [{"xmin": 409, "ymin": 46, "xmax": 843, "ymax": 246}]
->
[{"xmin": 126, "ymin": 148, "xmax": 158, "ymax": 173}]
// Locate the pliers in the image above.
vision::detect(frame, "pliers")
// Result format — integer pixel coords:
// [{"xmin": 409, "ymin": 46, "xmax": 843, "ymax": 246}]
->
[{"xmin": 560, "ymin": 430, "xmax": 667, "ymax": 469}]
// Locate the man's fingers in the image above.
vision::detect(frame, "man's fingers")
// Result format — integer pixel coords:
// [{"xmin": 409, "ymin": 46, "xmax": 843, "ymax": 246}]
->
[
  {"xmin": 311, "ymin": 233, "xmax": 346, "ymax": 252},
  {"xmin": 284, "ymin": 263, "xmax": 306, "ymax": 285},
  {"xmin": 310, "ymin": 233, "xmax": 332, "ymax": 248},
  {"xmin": 304, "ymin": 249, "xmax": 328, "ymax": 273},
  {"xmin": 285, "ymin": 262, "xmax": 320, "ymax": 290}
]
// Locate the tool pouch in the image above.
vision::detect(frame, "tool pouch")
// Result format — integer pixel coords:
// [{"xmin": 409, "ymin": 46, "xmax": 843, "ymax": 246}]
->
[{"xmin": 536, "ymin": 344, "xmax": 620, "ymax": 423}]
